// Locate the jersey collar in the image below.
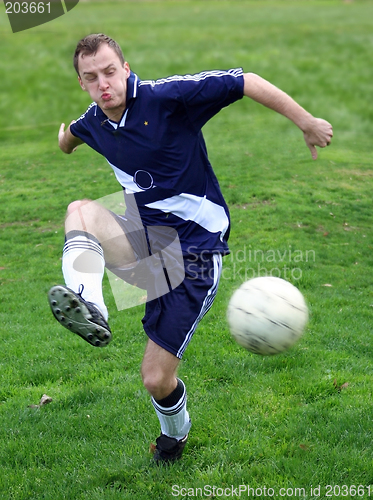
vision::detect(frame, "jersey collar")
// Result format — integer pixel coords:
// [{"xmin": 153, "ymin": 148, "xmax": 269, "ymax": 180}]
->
[
  {"xmin": 126, "ymin": 71, "xmax": 139, "ymax": 101},
  {"xmin": 95, "ymin": 71, "xmax": 139, "ymax": 129}
]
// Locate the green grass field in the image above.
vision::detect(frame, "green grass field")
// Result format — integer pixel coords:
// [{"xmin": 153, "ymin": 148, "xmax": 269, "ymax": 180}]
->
[{"xmin": 1, "ymin": 1, "xmax": 373, "ymax": 498}]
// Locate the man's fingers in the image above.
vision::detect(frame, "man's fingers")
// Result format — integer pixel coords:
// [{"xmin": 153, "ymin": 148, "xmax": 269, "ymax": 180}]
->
[
  {"xmin": 303, "ymin": 118, "xmax": 333, "ymax": 159},
  {"xmin": 58, "ymin": 123, "xmax": 66, "ymax": 140},
  {"xmin": 309, "ymin": 144, "xmax": 318, "ymax": 160}
]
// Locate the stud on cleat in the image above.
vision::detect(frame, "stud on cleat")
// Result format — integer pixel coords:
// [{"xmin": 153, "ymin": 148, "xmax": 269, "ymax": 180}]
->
[{"xmin": 48, "ymin": 285, "xmax": 112, "ymax": 347}]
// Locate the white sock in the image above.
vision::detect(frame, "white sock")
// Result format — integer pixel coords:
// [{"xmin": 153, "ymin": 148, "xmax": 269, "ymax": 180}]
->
[
  {"xmin": 62, "ymin": 231, "xmax": 108, "ymax": 321},
  {"xmin": 151, "ymin": 379, "xmax": 192, "ymax": 440}
]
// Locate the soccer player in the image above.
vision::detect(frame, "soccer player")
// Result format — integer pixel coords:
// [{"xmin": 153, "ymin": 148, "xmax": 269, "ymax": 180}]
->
[{"xmin": 49, "ymin": 33, "xmax": 333, "ymax": 463}]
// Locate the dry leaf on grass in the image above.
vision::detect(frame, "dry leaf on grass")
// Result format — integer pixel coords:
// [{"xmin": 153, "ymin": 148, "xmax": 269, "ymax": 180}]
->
[
  {"xmin": 333, "ymin": 379, "xmax": 349, "ymax": 392},
  {"xmin": 28, "ymin": 394, "xmax": 53, "ymax": 409}
]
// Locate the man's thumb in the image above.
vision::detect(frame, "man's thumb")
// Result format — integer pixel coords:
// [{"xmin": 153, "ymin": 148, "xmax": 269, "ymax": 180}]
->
[{"xmin": 309, "ymin": 145, "xmax": 318, "ymax": 160}]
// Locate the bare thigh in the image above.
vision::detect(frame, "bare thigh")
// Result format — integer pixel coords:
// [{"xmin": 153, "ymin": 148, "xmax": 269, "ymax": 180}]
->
[{"xmin": 65, "ymin": 199, "xmax": 137, "ymax": 268}]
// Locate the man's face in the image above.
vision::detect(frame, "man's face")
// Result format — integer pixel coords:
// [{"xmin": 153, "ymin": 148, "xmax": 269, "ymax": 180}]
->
[{"xmin": 78, "ymin": 43, "xmax": 130, "ymax": 119}]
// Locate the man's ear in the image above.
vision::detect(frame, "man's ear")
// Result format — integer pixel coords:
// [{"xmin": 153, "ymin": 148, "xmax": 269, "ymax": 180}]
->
[
  {"xmin": 124, "ymin": 61, "xmax": 131, "ymax": 78},
  {"xmin": 78, "ymin": 75, "xmax": 86, "ymax": 91}
]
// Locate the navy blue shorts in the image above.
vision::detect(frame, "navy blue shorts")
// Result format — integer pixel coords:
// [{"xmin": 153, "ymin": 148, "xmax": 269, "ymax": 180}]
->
[
  {"xmin": 106, "ymin": 211, "xmax": 223, "ymax": 358},
  {"xmin": 142, "ymin": 253, "xmax": 222, "ymax": 358}
]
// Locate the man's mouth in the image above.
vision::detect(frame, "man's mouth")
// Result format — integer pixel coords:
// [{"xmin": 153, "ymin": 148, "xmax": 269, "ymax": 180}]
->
[{"xmin": 101, "ymin": 93, "xmax": 111, "ymax": 101}]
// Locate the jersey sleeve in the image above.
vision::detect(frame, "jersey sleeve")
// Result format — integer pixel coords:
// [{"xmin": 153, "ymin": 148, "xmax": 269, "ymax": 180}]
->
[
  {"xmin": 177, "ymin": 68, "xmax": 245, "ymax": 130},
  {"xmin": 69, "ymin": 103, "xmax": 100, "ymax": 152}
]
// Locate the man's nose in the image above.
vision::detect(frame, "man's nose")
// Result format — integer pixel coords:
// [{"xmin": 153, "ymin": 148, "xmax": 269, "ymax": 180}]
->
[{"xmin": 98, "ymin": 75, "xmax": 109, "ymax": 89}]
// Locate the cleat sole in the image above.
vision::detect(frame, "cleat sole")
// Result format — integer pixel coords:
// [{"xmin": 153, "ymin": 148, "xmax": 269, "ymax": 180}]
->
[{"xmin": 48, "ymin": 286, "xmax": 112, "ymax": 347}]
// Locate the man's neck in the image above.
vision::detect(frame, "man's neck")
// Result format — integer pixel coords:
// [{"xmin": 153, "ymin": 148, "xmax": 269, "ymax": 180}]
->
[{"xmin": 104, "ymin": 106, "xmax": 126, "ymax": 123}]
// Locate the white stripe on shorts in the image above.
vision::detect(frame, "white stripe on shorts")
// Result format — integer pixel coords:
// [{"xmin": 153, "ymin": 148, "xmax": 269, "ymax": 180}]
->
[{"xmin": 177, "ymin": 254, "xmax": 222, "ymax": 358}]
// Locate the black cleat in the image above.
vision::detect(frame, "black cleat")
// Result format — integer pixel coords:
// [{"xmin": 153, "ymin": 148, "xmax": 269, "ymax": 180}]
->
[
  {"xmin": 152, "ymin": 434, "xmax": 188, "ymax": 464},
  {"xmin": 48, "ymin": 285, "xmax": 112, "ymax": 347}
]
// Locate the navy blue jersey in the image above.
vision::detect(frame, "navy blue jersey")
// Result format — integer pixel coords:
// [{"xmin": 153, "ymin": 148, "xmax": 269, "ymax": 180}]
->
[{"xmin": 70, "ymin": 69, "xmax": 244, "ymax": 256}]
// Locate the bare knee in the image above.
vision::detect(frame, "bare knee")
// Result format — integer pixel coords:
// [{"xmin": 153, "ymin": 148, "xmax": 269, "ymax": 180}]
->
[
  {"xmin": 66, "ymin": 199, "xmax": 92, "ymax": 216},
  {"xmin": 141, "ymin": 340, "xmax": 179, "ymax": 400},
  {"xmin": 65, "ymin": 199, "xmax": 99, "ymax": 235},
  {"xmin": 141, "ymin": 367, "xmax": 164, "ymax": 396},
  {"xmin": 141, "ymin": 366, "xmax": 177, "ymax": 401}
]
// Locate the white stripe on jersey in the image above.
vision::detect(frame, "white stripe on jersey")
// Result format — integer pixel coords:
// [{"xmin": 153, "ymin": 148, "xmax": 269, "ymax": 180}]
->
[
  {"xmin": 106, "ymin": 160, "xmax": 144, "ymax": 193},
  {"xmin": 139, "ymin": 68, "xmax": 243, "ymax": 87},
  {"xmin": 146, "ymin": 193, "xmax": 229, "ymax": 236},
  {"xmin": 75, "ymin": 102, "xmax": 97, "ymax": 122},
  {"xmin": 177, "ymin": 253, "xmax": 222, "ymax": 358},
  {"xmin": 132, "ymin": 74, "xmax": 138, "ymax": 97},
  {"xmin": 106, "ymin": 161, "xmax": 229, "ymax": 236}
]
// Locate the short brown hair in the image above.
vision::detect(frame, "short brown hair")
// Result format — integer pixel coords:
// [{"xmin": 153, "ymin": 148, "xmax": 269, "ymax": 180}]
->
[{"xmin": 73, "ymin": 33, "xmax": 125, "ymax": 75}]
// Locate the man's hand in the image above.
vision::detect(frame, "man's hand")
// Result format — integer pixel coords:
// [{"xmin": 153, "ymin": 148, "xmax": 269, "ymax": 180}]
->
[
  {"xmin": 243, "ymin": 73, "xmax": 333, "ymax": 160},
  {"xmin": 58, "ymin": 121, "xmax": 83, "ymax": 154},
  {"xmin": 302, "ymin": 117, "xmax": 333, "ymax": 160}
]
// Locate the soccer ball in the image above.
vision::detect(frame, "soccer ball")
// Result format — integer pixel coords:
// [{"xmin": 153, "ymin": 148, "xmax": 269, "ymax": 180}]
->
[{"xmin": 227, "ymin": 276, "xmax": 308, "ymax": 355}]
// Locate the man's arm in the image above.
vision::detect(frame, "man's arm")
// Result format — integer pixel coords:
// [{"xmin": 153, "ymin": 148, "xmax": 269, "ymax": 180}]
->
[
  {"xmin": 58, "ymin": 122, "xmax": 84, "ymax": 154},
  {"xmin": 243, "ymin": 72, "xmax": 333, "ymax": 160}
]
